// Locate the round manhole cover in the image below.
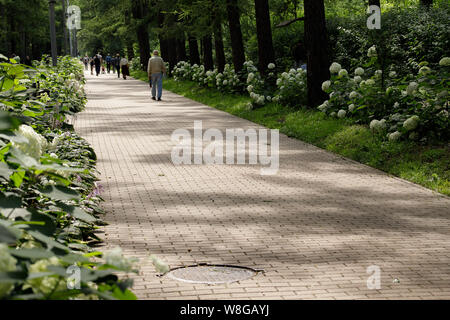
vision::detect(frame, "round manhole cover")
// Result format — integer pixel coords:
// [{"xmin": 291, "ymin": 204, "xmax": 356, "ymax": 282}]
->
[{"xmin": 166, "ymin": 265, "xmax": 257, "ymax": 284}]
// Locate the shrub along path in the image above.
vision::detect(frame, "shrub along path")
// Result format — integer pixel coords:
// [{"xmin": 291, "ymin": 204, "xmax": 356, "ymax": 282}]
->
[{"xmin": 76, "ymin": 70, "xmax": 450, "ymax": 300}]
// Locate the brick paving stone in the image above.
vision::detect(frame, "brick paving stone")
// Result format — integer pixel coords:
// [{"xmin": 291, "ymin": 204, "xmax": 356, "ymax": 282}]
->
[{"xmin": 75, "ymin": 71, "xmax": 450, "ymax": 300}]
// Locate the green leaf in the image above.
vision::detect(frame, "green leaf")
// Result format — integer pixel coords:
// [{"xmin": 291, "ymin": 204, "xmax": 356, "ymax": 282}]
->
[
  {"xmin": 10, "ymin": 248, "xmax": 54, "ymax": 260},
  {"xmin": 0, "ymin": 161, "xmax": 14, "ymax": 179},
  {"xmin": 0, "ymin": 111, "xmax": 21, "ymax": 131},
  {"xmin": 57, "ymin": 203, "xmax": 97, "ymax": 223},
  {"xmin": 10, "ymin": 169, "xmax": 26, "ymax": 188},
  {"xmin": 0, "ymin": 224, "xmax": 20, "ymax": 243},
  {"xmin": 39, "ymin": 185, "xmax": 80, "ymax": 201},
  {"xmin": 27, "ymin": 231, "xmax": 70, "ymax": 252}
]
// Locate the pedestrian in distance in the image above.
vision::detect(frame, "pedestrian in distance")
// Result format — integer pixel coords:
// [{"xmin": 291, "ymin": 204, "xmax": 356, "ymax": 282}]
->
[
  {"xmin": 120, "ymin": 56, "xmax": 129, "ymax": 80},
  {"xmin": 106, "ymin": 54, "xmax": 112, "ymax": 73},
  {"xmin": 94, "ymin": 54, "xmax": 101, "ymax": 76},
  {"xmin": 115, "ymin": 54, "xmax": 121, "ymax": 78},
  {"xmin": 90, "ymin": 57, "xmax": 95, "ymax": 75},
  {"xmin": 147, "ymin": 50, "xmax": 167, "ymax": 101}
]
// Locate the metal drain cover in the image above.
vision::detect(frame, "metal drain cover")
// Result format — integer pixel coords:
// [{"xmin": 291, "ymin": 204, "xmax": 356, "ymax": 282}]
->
[{"xmin": 166, "ymin": 265, "xmax": 257, "ymax": 284}]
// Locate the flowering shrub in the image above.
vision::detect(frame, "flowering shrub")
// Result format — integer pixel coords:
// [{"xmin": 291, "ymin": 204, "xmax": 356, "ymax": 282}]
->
[
  {"xmin": 319, "ymin": 49, "xmax": 450, "ymax": 141},
  {"xmin": 0, "ymin": 56, "xmax": 137, "ymax": 300},
  {"xmin": 273, "ymin": 67, "xmax": 307, "ymax": 107}
]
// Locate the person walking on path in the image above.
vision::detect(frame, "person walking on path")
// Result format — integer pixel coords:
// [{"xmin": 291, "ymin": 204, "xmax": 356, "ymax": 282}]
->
[
  {"xmin": 90, "ymin": 57, "xmax": 95, "ymax": 75},
  {"xmin": 106, "ymin": 54, "xmax": 112, "ymax": 73},
  {"xmin": 147, "ymin": 50, "xmax": 167, "ymax": 101},
  {"xmin": 83, "ymin": 55, "xmax": 89, "ymax": 70},
  {"xmin": 115, "ymin": 54, "xmax": 121, "ymax": 78},
  {"xmin": 94, "ymin": 54, "xmax": 101, "ymax": 76},
  {"xmin": 120, "ymin": 56, "xmax": 129, "ymax": 80}
]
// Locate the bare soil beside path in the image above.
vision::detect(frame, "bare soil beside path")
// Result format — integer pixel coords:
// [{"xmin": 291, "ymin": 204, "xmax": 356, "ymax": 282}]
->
[{"xmin": 76, "ymin": 71, "xmax": 450, "ymax": 300}]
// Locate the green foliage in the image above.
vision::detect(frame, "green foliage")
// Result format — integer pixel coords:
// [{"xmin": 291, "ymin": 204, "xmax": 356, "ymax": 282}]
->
[
  {"xmin": 0, "ymin": 56, "xmax": 137, "ymax": 300},
  {"xmin": 320, "ymin": 53, "xmax": 450, "ymax": 143}
]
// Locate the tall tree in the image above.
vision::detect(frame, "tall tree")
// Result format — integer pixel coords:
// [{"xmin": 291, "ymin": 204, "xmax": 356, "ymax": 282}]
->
[
  {"xmin": 188, "ymin": 36, "xmax": 200, "ymax": 65},
  {"xmin": 212, "ymin": 3, "xmax": 226, "ymax": 72},
  {"xmin": 202, "ymin": 35, "xmax": 214, "ymax": 71},
  {"xmin": 131, "ymin": 0, "xmax": 151, "ymax": 70},
  {"xmin": 254, "ymin": 0, "xmax": 275, "ymax": 76},
  {"xmin": 304, "ymin": 0, "xmax": 330, "ymax": 107},
  {"xmin": 226, "ymin": 0, "xmax": 246, "ymax": 73}
]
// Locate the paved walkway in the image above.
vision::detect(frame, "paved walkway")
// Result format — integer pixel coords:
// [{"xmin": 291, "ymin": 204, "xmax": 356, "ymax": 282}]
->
[{"xmin": 76, "ymin": 71, "xmax": 450, "ymax": 300}]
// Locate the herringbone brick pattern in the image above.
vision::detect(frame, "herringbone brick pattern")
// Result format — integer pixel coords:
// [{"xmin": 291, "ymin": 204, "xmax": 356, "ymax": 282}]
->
[{"xmin": 75, "ymin": 71, "xmax": 450, "ymax": 300}]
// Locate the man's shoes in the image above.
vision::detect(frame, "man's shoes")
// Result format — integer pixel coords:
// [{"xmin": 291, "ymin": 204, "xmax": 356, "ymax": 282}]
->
[
  {"xmin": 158, "ymin": 98, "xmax": 162, "ymax": 101},
  {"xmin": 152, "ymin": 97, "xmax": 156, "ymax": 100}
]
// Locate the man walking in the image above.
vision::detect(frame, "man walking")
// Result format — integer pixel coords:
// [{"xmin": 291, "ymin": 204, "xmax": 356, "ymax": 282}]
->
[
  {"xmin": 147, "ymin": 50, "xmax": 167, "ymax": 101},
  {"xmin": 106, "ymin": 54, "xmax": 112, "ymax": 73},
  {"xmin": 115, "ymin": 54, "xmax": 121, "ymax": 78}
]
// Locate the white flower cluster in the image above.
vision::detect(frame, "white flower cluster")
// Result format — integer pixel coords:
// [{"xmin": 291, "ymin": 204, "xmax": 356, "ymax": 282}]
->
[
  {"xmin": 403, "ymin": 115, "xmax": 420, "ymax": 131},
  {"xmin": 103, "ymin": 247, "xmax": 138, "ymax": 271},
  {"xmin": 370, "ymin": 119, "xmax": 387, "ymax": 132},
  {"xmin": 439, "ymin": 57, "xmax": 450, "ymax": 66},
  {"xmin": 0, "ymin": 244, "xmax": 17, "ymax": 298},
  {"xmin": 274, "ymin": 67, "xmax": 307, "ymax": 104},
  {"xmin": 23, "ymin": 257, "xmax": 67, "ymax": 295},
  {"xmin": 12, "ymin": 125, "xmax": 48, "ymax": 160}
]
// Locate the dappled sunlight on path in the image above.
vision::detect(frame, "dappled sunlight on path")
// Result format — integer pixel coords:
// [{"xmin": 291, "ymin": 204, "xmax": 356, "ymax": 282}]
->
[{"xmin": 76, "ymin": 70, "xmax": 450, "ymax": 300}]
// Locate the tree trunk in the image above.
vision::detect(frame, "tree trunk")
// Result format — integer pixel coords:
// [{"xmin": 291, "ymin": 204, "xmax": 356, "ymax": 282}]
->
[
  {"xmin": 420, "ymin": 0, "xmax": 433, "ymax": 8},
  {"xmin": 188, "ymin": 36, "xmax": 200, "ymax": 65},
  {"xmin": 226, "ymin": 0, "xmax": 246, "ymax": 73},
  {"xmin": 132, "ymin": 0, "xmax": 150, "ymax": 71},
  {"xmin": 167, "ymin": 37, "xmax": 178, "ymax": 74},
  {"xmin": 254, "ymin": 0, "xmax": 275, "ymax": 76},
  {"xmin": 213, "ymin": 25, "xmax": 225, "ymax": 73},
  {"xmin": 304, "ymin": 0, "xmax": 330, "ymax": 108},
  {"xmin": 202, "ymin": 35, "xmax": 214, "ymax": 71},
  {"xmin": 368, "ymin": 0, "xmax": 380, "ymax": 6},
  {"xmin": 124, "ymin": 10, "xmax": 134, "ymax": 60},
  {"xmin": 176, "ymin": 34, "xmax": 187, "ymax": 62}
]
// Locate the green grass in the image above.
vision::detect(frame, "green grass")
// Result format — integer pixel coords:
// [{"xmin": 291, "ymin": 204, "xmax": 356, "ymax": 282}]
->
[{"xmin": 131, "ymin": 70, "xmax": 450, "ymax": 196}]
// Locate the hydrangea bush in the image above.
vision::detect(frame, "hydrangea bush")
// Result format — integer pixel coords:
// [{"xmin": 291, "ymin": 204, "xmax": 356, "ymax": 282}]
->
[
  {"xmin": 0, "ymin": 55, "xmax": 138, "ymax": 300},
  {"xmin": 319, "ymin": 48, "xmax": 450, "ymax": 142}
]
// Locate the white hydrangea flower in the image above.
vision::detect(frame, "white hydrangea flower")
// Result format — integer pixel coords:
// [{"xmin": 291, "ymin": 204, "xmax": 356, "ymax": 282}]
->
[
  {"xmin": 104, "ymin": 247, "xmax": 137, "ymax": 271},
  {"xmin": 247, "ymin": 85, "xmax": 254, "ymax": 93},
  {"xmin": 388, "ymin": 131, "xmax": 402, "ymax": 142},
  {"xmin": 338, "ymin": 69, "xmax": 348, "ymax": 77},
  {"xmin": 322, "ymin": 80, "xmax": 331, "ymax": 92},
  {"xmin": 329, "ymin": 62, "xmax": 342, "ymax": 74},
  {"xmin": 337, "ymin": 110, "xmax": 346, "ymax": 118},
  {"xmin": 418, "ymin": 66, "xmax": 432, "ymax": 76},
  {"xmin": 348, "ymin": 104, "xmax": 355, "ymax": 112},
  {"xmin": 150, "ymin": 255, "xmax": 170, "ymax": 274},
  {"xmin": 354, "ymin": 67, "xmax": 365, "ymax": 76},
  {"xmin": 354, "ymin": 76, "xmax": 362, "ymax": 83},
  {"xmin": 266, "ymin": 96, "xmax": 272, "ymax": 102},
  {"xmin": 403, "ymin": 115, "xmax": 420, "ymax": 131},
  {"xmin": 393, "ymin": 102, "xmax": 400, "ymax": 109},
  {"xmin": 276, "ymin": 78, "xmax": 282, "ymax": 86},
  {"xmin": 439, "ymin": 57, "xmax": 450, "ymax": 66},
  {"xmin": 406, "ymin": 82, "xmax": 419, "ymax": 95},
  {"xmin": 349, "ymin": 91, "xmax": 359, "ymax": 99},
  {"xmin": 365, "ymin": 79, "xmax": 376, "ymax": 86},
  {"xmin": 223, "ymin": 80, "xmax": 228, "ymax": 86},
  {"xmin": 12, "ymin": 125, "xmax": 48, "ymax": 160},
  {"xmin": 0, "ymin": 244, "xmax": 17, "ymax": 298},
  {"xmin": 367, "ymin": 45, "xmax": 377, "ymax": 57},
  {"xmin": 24, "ymin": 257, "xmax": 66, "ymax": 295},
  {"xmin": 330, "ymin": 112, "xmax": 337, "ymax": 117},
  {"xmin": 268, "ymin": 63, "xmax": 276, "ymax": 70}
]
